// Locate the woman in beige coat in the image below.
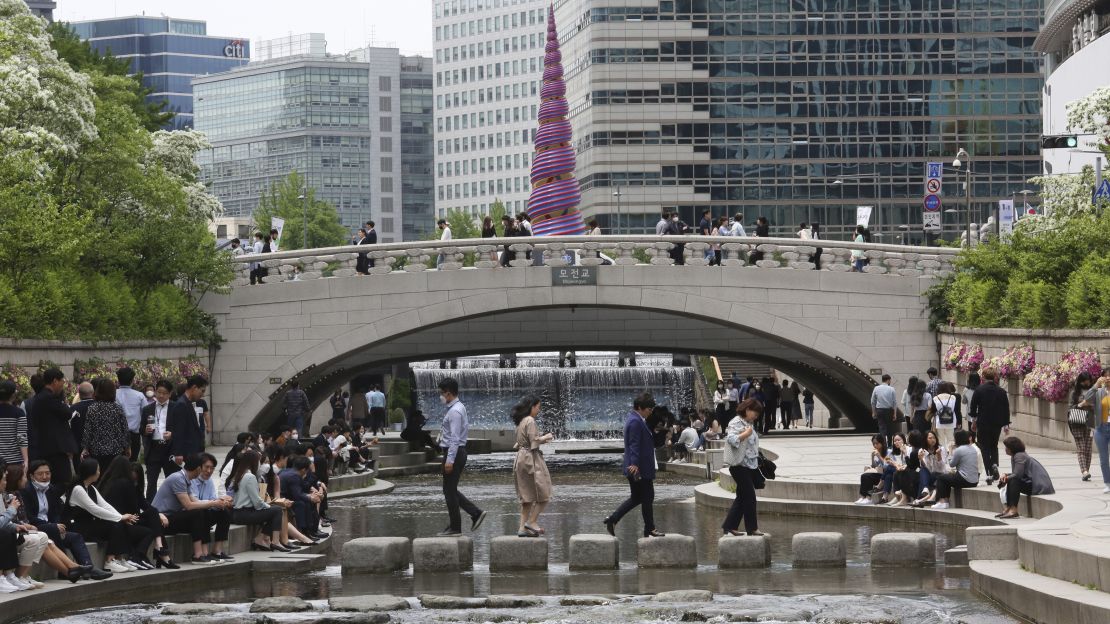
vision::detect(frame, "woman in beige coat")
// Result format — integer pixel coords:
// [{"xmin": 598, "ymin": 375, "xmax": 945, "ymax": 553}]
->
[{"xmin": 512, "ymin": 396, "xmax": 553, "ymax": 537}]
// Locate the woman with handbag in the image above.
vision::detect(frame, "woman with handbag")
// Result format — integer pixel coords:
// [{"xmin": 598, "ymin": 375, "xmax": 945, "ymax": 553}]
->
[
  {"xmin": 1081, "ymin": 368, "xmax": 1110, "ymax": 493},
  {"xmin": 1068, "ymin": 373, "xmax": 1095, "ymax": 482},
  {"xmin": 721, "ymin": 398, "xmax": 766, "ymax": 537}
]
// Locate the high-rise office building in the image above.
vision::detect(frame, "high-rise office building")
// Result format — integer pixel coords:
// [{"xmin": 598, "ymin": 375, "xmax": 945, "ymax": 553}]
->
[
  {"xmin": 432, "ymin": 0, "xmax": 549, "ymax": 219},
  {"xmin": 554, "ymin": 0, "xmax": 1044, "ymax": 240},
  {"xmin": 24, "ymin": 0, "xmax": 55, "ymax": 21},
  {"xmin": 347, "ymin": 47, "xmax": 436, "ymax": 240},
  {"xmin": 1035, "ymin": 0, "xmax": 1110, "ymax": 177},
  {"xmin": 70, "ymin": 16, "xmax": 249, "ymax": 130},
  {"xmin": 194, "ymin": 37, "xmax": 433, "ymax": 240}
]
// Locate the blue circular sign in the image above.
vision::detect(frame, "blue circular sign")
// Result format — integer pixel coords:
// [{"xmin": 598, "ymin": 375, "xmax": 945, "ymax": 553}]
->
[{"xmin": 924, "ymin": 194, "xmax": 942, "ymax": 211}]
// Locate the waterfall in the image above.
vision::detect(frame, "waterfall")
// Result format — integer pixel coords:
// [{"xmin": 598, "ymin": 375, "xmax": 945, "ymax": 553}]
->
[{"xmin": 412, "ymin": 353, "xmax": 694, "ymax": 439}]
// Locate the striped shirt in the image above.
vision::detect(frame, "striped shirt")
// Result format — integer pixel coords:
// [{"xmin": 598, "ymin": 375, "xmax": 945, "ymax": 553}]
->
[{"xmin": 0, "ymin": 403, "xmax": 28, "ymax": 465}]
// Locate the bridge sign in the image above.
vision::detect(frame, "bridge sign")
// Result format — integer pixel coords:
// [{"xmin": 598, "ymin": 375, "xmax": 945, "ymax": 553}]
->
[
  {"xmin": 552, "ymin": 266, "xmax": 597, "ymax": 286},
  {"xmin": 923, "ymin": 194, "xmax": 942, "ymax": 211}
]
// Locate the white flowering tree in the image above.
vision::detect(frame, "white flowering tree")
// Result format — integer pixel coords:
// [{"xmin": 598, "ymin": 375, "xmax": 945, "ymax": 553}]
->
[
  {"xmin": 1067, "ymin": 85, "xmax": 1110, "ymax": 156},
  {"xmin": 0, "ymin": 0, "xmax": 96, "ymax": 164}
]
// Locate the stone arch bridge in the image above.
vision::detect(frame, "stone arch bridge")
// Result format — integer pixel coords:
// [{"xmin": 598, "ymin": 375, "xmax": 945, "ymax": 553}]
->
[{"xmin": 200, "ymin": 235, "xmax": 956, "ymax": 442}]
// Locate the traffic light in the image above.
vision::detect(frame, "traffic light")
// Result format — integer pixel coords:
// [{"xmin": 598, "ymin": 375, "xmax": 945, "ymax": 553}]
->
[{"xmin": 1041, "ymin": 135, "xmax": 1078, "ymax": 149}]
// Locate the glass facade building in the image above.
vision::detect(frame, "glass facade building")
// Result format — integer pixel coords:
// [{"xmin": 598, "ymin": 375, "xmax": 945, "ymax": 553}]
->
[
  {"xmin": 554, "ymin": 0, "xmax": 1044, "ymax": 241},
  {"xmin": 70, "ymin": 16, "xmax": 250, "ymax": 130},
  {"xmin": 399, "ymin": 57, "xmax": 436, "ymax": 240},
  {"xmin": 24, "ymin": 0, "xmax": 55, "ymax": 21},
  {"xmin": 194, "ymin": 55, "xmax": 373, "ymax": 230}
]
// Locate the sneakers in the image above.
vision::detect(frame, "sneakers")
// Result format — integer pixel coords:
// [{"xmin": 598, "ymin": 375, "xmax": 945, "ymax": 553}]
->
[
  {"xmin": 853, "ymin": 497, "xmax": 873, "ymax": 505},
  {"xmin": 471, "ymin": 510, "xmax": 488, "ymax": 531},
  {"xmin": 1102, "ymin": 485, "xmax": 1110, "ymax": 494},
  {"xmin": 436, "ymin": 528, "xmax": 462, "ymax": 536},
  {"xmin": 0, "ymin": 575, "xmax": 22, "ymax": 593},
  {"xmin": 18, "ymin": 576, "xmax": 44, "ymax": 589},
  {"xmin": 190, "ymin": 555, "xmax": 219, "ymax": 565},
  {"xmin": 104, "ymin": 560, "xmax": 133, "ymax": 573},
  {"xmin": 933, "ymin": 501, "xmax": 950, "ymax": 510},
  {"xmin": 3, "ymin": 573, "xmax": 33, "ymax": 591},
  {"xmin": 121, "ymin": 559, "xmax": 144, "ymax": 571}
]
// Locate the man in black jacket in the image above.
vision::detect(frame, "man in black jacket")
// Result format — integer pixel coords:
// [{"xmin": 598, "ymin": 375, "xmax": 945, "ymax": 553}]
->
[
  {"xmin": 168, "ymin": 375, "xmax": 209, "ymax": 467},
  {"xmin": 141, "ymin": 380, "xmax": 179, "ymax": 500},
  {"xmin": 364, "ymin": 220, "xmax": 378, "ymax": 268},
  {"xmin": 68, "ymin": 382, "xmax": 94, "ymax": 452},
  {"xmin": 30, "ymin": 368, "xmax": 79, "ymax": 485},
  {"xmin": 970, "ymin": 368, "xmax": 1011, "ymax": 483},
  {"xmin": 279, "ymin": 456, "xmax": 325, "ymax": 538},
  {"xmin": 21, "ymin": 460, "xmax": 112, "ymax": 580}
]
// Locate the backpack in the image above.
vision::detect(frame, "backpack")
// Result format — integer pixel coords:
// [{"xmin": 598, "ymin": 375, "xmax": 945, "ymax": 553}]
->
[{"xmin": 935, "ymin": 397, "xmax": 955, "ymax": 425}]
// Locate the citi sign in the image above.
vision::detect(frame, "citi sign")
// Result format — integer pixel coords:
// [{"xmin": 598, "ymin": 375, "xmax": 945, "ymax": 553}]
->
[{"xmin": 224, "ymin": 40, "xmax": 245, "ymax": 58}]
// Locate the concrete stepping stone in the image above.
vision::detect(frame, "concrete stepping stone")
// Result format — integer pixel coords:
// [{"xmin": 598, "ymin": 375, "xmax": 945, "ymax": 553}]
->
[
  {"xmin": 637, "ymin": 534, "xmax": 697, "ymax": 568},
  {"xmin": 568, "ymin": 534, "xmax": 619, "ymax": 570},
  {"xmin": 792, "ymin": 532, "xmax": 846, "ymax": 568},
  {"xmin": 870, "ymin": 532, "xmax": 936, "ymax": 566},
  {"xmin": 489, "ymin": 535, "xmax": 548, "ymax": 571},
  {"xmin": 718, "ymin": 534, "xmax": 771, "ymax": 568}
]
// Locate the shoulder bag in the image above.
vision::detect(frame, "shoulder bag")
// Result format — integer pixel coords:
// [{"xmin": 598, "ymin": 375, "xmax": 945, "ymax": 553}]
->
[{"xmin": 1068, "ymin": 404, "xmax": 1092, "ymax": 427}]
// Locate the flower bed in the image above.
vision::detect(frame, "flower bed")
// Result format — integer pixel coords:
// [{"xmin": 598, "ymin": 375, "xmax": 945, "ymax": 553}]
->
[
  {"xmin": 2, "ymin": 356, "xmax": 208, "ymax": 402},
  {"xmin": 1021, "ymin": 348, "xmax": 1102, "ymax": 403}
]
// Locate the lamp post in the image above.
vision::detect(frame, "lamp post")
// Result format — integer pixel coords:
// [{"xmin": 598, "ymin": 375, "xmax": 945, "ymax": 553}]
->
[
  {"xmin": 612, "ymin": 187, "xmax": 623, "ymax": 234},
  {"xmin": 953, "ymin": 148, "xmax": 971, "ymax": 247},
  {"xmin": 297, "ymin": 188, "xmax": 309, "ymax": 249}
]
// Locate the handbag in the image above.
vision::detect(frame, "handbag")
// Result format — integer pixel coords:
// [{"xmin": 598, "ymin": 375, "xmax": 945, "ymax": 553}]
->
[
  {"xmin": 757, "ymin": 452, "xmax": 777, "ymax": 480},
  {"xmin": 1068, "ymin": 405, "xmax": 1091, "ymax": 427}
]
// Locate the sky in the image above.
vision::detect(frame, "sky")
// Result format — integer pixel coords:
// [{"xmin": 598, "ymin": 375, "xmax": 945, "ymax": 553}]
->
[{"xmin": 57, "ymin": 0, "xmax": 435, "ymax": 56}]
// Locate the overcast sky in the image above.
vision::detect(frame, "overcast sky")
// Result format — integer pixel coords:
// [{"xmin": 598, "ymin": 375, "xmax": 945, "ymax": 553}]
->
[{"xmin": 57, "ymin": 0, "xmax": 435, "ymax": 56}]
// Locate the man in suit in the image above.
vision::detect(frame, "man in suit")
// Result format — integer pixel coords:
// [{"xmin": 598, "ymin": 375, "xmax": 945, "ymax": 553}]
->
[
  {"xmin": 603, "ymin": 392, "xmax": 665, "ymax": 538},
  {"xmin": 141, "ymin": 380, "xmax": 178, "ymax": 500},
  {"xmin": 279, "ymin": 455, "xmax": 325, "ymax": 538},
  {"xmin": 21, "ymin": 460, "xmax": 112, "ymax": 579},
  {"xmin": 364, "ymin": 220, "xmax": 378, "ymax": 268},
  {"xmin": 970, "ymin": 367, "xmax": 1011, "ymax": 484},
  {"xmin": 30, "ymin": 368, "xmax": 79, "ymax": 485},
  {"xmin": 168, "ymin": 375, "xmax": 209, "ymax": 467}
]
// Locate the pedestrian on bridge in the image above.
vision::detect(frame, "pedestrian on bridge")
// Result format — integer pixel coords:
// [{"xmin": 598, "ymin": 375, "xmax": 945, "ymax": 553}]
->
[
  {"xmin": 603, "ymin": 392, "xmax": 665, "ymax": 538},
  {"xmin": 436, "ymin": 377, "xmax": 486, "ymax": 536}
]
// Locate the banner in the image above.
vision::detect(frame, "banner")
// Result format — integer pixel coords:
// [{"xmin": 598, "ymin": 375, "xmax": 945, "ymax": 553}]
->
[
  {"xmin": 271, "ymin": 217, "xmax": 286, "ymax": 242},
  {"xmin": 856, "ymin": 205, "xmax": 873, "ymax": 227},
  {"xmin": 998, "ymin": 200, "xmax": 1014, "ymax": 239}
]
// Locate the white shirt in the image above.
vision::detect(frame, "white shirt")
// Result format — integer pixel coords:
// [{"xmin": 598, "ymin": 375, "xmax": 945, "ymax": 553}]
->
[
  {"xmin": 67, "ymin": 485, "xmax": 123, "ymax": 522},
  {"xmin": 519, "ymin": 220, "xmax": 532, "ymax": 234},
  {"xmin": 153, "ymin": 400, "xmax": 170, "ymax": 440},
  {"xmin": 440, "ymin": 226, "xmax": 452, "ymax": 241},
  {"xmin": 798, "ymin": 228, "xmax": 813, "ymax": 240},
  {"xmin": 116, "ymin": 386, "xmax": 146, "ymax": 433},
  {"xmin": 678, "ymin": 427, "xmax": 698, "ymax": 447},
  {"xmin": 730, "ymin": 222, "xmax": 747, "ymax": 237}
]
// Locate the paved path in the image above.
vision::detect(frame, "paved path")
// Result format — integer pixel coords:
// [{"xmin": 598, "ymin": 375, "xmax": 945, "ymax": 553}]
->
[{"xmin": 756, "ymin": 433, "xmax": 1110, "ymax": 543}]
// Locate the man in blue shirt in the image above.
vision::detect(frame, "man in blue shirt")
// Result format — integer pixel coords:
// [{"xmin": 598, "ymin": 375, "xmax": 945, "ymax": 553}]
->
[
  {"xmin": 190, "ymin": 452, "xmax": 233, "ymax": 560},
  {"xmin": 603, "ymin": 392, "xmax": 665, "ymax": 538},
  {"xmin": 151, "ymin": 453, "xmax": 223, "ymax": 565},
  {"xmin": 870, "ymin": 374, "xmax": 898, "ymax": 447},
  {"xmin": 115, "ymin": 367, "xmax": 147, "ymax": 460},
  {"xmin": 436, "ymin": 377, "xmax": 486, "ymax": 536},
  {"xmin": 364, "ymin": 385, "xmax": 387, "ymax": 436}
]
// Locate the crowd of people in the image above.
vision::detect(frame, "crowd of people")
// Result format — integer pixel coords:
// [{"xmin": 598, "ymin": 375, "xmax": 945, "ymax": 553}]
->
[
  {"xmin": 0, "ymin": 366, "xmax": 349, "ymax": 594},
  {"xmin": 858, "ymin": 366, "xmax": 1061, "ymax": 515}
]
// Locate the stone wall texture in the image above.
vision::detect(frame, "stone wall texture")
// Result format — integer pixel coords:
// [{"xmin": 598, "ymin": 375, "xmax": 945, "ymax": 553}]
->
[{"xmin": 939, "ymin": 328, "xmax": 1110, "ymax": 450}]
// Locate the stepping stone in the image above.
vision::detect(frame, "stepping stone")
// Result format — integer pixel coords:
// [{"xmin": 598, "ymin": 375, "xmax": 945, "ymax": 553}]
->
[
  {"xmin": 413, "ymin": 537, "xmax": 465, "ymax": 573},
  {"xmin": 870, "ymin": 532, "xmax": 936, "ymax": 566},
  {"xmin": 489, "ymin": 536, "xmax": 548, "ymax": 571},
  {"xmin": 718, "ymin": 534, "xmax": 771, "ymax": 568},
  {"xmin": 341, "ymin": 537, "xmax": 410, "ymax": 574},
  {"xmin": 249, "ymin": 596, "xmax": 313, "ymax": 613},
  {"xmin": 792, "ymin": 532, "xmax": 846, "ymax": 568},
  {"xmin": 637, "ymin": 534, "xmax": 697, "ymax": 568},
  {"xmin": 329, "ymin": 595, "xmax": 410, "ymax": 612},
  {"xmin": 569, "ymin": 534, "xmax": 619, "ymax": 570}
]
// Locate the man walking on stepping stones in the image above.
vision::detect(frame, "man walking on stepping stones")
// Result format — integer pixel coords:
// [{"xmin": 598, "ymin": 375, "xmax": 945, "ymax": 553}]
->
[
  {"xmin": 436, "ymin": 377, "xmax": 487, "ymax": 536},
  {"xmin": 603, "ymin": 392, "xmax": 665, "ymax": 538}
]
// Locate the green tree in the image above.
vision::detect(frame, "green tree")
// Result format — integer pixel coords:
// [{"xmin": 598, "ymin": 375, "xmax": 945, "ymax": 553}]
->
[
  {"xmin": 487, "ymin": 198, "xmax": 507, "ymax": 236},
  {"xmin": 253, "ymin": 171, "xmax": 348, "ymax": 251},
  {"xmin": 47, "ymin": 20, "xmax": 174, "ymax": 131},
  {"xmin": 445, "ymin": 208, "xmax": 481, "ymax": 240}
]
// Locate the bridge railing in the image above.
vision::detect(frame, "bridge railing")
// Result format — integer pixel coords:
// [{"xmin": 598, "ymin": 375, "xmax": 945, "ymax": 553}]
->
[{"xmin": 229, "ymin": 235, "xmax": 958, "ymax": 286}]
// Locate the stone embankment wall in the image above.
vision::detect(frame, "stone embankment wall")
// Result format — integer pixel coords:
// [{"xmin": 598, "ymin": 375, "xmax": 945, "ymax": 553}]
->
[
  {"xmin": 938, "ymin": 328, "xmax": 1110, "ymax": 450},
  {"xmin": 0, "ymin": 339, "xmax": 209, "ymax": 380}
]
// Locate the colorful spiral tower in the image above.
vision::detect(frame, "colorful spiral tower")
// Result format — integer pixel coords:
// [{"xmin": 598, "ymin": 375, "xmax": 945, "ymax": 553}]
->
[{"xmin": 526, "ymin": 6, "xmax": 586, "ymax": 236}]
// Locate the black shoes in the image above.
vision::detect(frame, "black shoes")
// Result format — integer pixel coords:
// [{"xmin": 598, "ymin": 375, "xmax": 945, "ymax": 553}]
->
[
  {"xmin": 436, "ymin": 528, "xmax": 462, "ymax": 536},
  {"xmin": 270, "ymin": 544, "xmax": 293, "ymax": 553},
  {"xmin": 66, "ymin": 567, "xmax": 83, "ymax": 583},
  {"xmin": 471, "ymin": 510, "xmax": 488, "ymax": 531},
  {"xmin": 603, "ymin": 519, "xmax": 616, "ymax": 537},
  {"xmin": 645, "ymin": 529, "xmax": 666, "ymax": 538},
  {"xmin": 211, "ymin": 552, "xmax": 234, "ymax": 561},
  {"xmin": 86, "ymin": 567, "xmax": 114, "ymax": 580}
]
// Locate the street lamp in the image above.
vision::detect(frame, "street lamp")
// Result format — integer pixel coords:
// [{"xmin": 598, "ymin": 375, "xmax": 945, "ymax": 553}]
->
[
  {"xmin": 612, "ymin": 188, "xmax": 623, "ymax": 234},
  {"xmin": 953, "ymin": 148, "xmax": 971, "ymax": 247},
  {"xmin": 297, "ymin": 189, "xmax": 309, "ymax": 249},
  {"xmin": 831, "ymin": 174, "xmax": 882, "ymax": 240}
]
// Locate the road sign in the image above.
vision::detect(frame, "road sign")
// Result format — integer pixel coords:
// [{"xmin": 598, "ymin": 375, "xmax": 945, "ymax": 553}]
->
[
  {"xmin": 924, "ymin": 194, "xmax": 942, "ymax": 211},
  {"xmin": 923, "ymin": 212, "xmax": 941, "ymax": 228},
  {"xmin": 926, "ymin": 178, "xmax": 941, "ymax": 193},
  {"xmin": 926, "ymin": 162, "xmax": 943, "ymax": 179},
  {"xmin": 1094, "ymin": 179, "xmax": 1110, "ymax": 203}
]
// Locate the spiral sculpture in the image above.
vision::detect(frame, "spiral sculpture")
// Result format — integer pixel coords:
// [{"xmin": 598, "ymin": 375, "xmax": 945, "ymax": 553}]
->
[{"xmin": 526, "ymin": 6, "xmax": 586, "ymax": 236}]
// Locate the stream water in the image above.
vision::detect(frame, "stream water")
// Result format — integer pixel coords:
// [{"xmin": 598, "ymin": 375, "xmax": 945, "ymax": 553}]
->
[{"xmin": 32, "ymin": 453, "xmax": 1019, "ymax": 624}]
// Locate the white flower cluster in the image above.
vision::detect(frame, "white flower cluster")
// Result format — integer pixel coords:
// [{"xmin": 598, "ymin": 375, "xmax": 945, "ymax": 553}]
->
[
  {"xmin": 0, "ymin": 0, "xmax": 97, "ymax": 163},
  {"xmin": 1066, "ymin": 86, "xmax": 1110, "ymax": 153}
]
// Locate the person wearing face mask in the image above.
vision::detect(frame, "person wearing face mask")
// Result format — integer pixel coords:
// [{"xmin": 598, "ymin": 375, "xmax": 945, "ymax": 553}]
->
[
  {"xmin": 142, "ymin": 385, "xmax": 155, "ymax": 406},
  {"xmin": 20, "ymin": 460, "xmax": 112, "ymax": 580},
  {"xmin": 140, "ymin": 380, "xmax": 178, "ymax": 501},
  {"xmin": 665, "ymin": 212, "xmax": 688, "ymax": 265}
]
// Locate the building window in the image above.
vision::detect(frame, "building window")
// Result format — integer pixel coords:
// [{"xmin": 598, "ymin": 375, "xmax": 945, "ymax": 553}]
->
[
  {"xmin": 382, "ymin": 217, "xmax": 394, "ymax": 231},
  {"xmin": 216, "ymin": 225, "xmax": 227, "ymax": 237},
  {"xmin": 380, "ymin": 117, "xmax": 393, "ymax": 132},
  {"xmin": 380, "ymin": 97, "xmax": 392, "ymax": 112},
  {"xmin": 382, "ymin": 177, "xmax": 393, "ymax": 192},
  {"xmin": 381, "ymin": 136, "xmax": 392, "ymax": 151},
  {"xmin": 382, "ymin": 197, "xmax": 394, "ymax": 213},
  {"xmin": 381, "ymin": 157, "xmax": 393, "ymax": 173},
  {"xmin": 379, "ymin": 76, "xmax": 392, "ymax": 91}
]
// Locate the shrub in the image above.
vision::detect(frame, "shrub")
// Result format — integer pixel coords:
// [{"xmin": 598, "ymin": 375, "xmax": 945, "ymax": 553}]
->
[
  {"xmin": 1001, "ymin": 280, "xmax": 1064, "ymax": 328},
  {"xmin": 947, "ymin": 274, "xmax": 1006, "ymax": 327},
  {"xmin": 1064, "ymin": 254, "xmax": 1110, "ymax": 328}
]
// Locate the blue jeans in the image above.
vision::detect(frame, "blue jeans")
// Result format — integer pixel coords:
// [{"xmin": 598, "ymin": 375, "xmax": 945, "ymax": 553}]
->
[
  {"xmin": 880, "ymin": 464, "xmax": 897, "ymax": 493},
  {"xmin": 1095, "ymin": 423, "xmax": 1110, "ymax": 485},
  {"xmin": 919, "ymin": 467, "xmax": 935, "ymax": 493}
]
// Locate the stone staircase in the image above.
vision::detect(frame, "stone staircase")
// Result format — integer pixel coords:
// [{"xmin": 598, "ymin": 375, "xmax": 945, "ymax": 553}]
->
[
  {"xmin": 712, "ymin": 357, "xmax": 774, "ymax": 383},
  {"xmin": 374, "ymin": 439, "xmax": 440, "ymax": 478}
]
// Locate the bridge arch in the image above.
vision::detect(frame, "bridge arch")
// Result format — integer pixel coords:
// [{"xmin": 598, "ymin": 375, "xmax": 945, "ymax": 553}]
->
[{"xmin": 206, "ymin": 263, "xmax": 938, "ymax": 439}]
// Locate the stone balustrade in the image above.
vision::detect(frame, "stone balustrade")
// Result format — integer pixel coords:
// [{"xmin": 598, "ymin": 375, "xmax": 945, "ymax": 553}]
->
[{"xmin": 228, "ymin": 235, "xmax": 958, "ymax": 287}]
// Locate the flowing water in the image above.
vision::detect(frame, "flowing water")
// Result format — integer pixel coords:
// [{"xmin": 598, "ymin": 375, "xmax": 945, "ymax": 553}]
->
[
  {"xmin": 34, "ymin": 453, "xmax": 1019, "ymax": 623},
  {"xmin": 412, "ymin": 352, "xmax": 694, "ymax": 438}
]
